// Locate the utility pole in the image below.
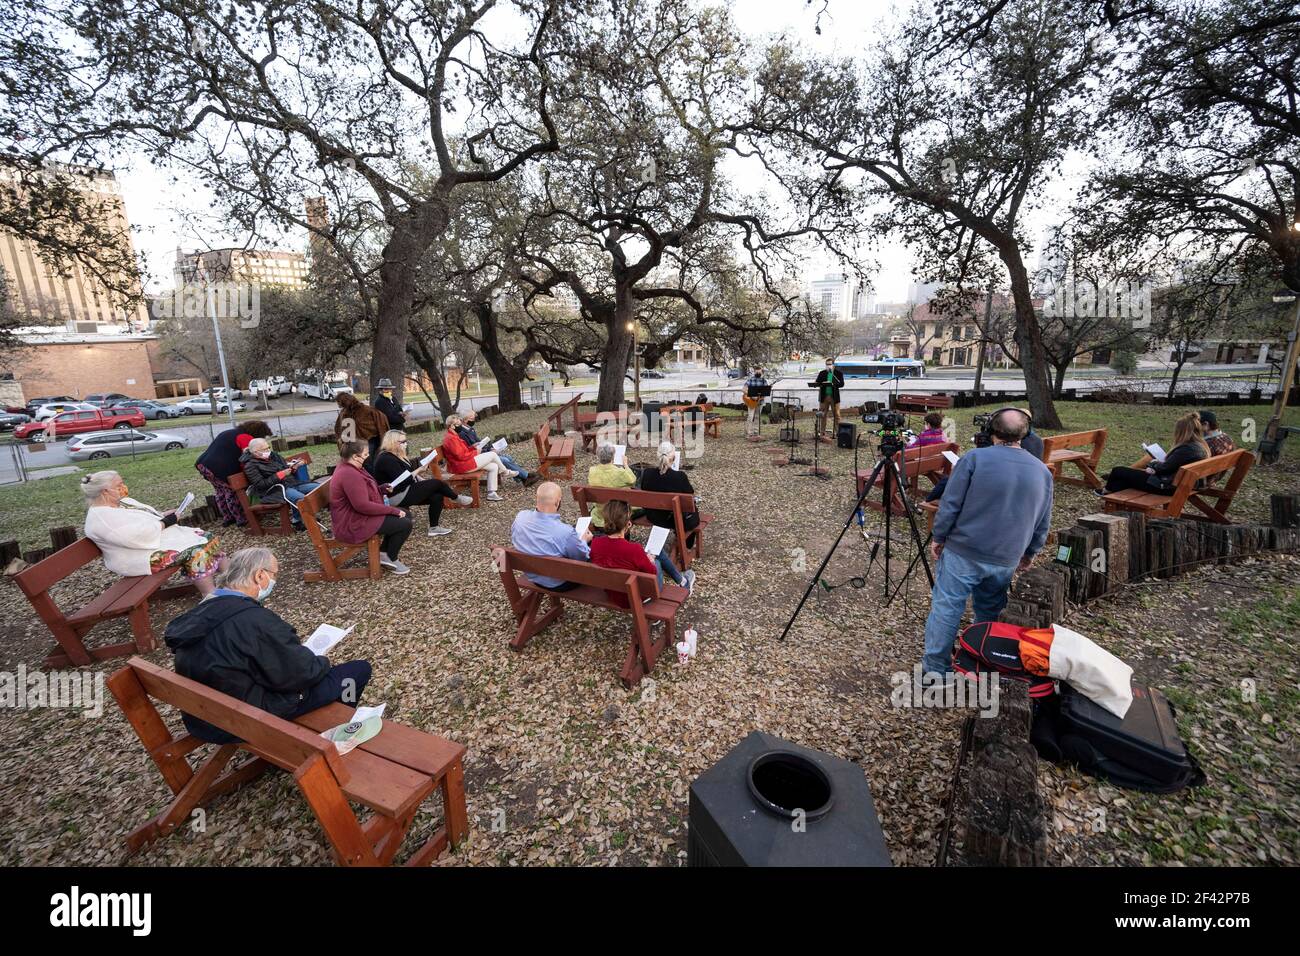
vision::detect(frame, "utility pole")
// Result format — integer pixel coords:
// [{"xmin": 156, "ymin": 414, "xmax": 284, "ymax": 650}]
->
[
  {"xmin": 628, "ymin": 320, "xmax": 641, "ymax": 410},
  {"xmin": 1265, "ymin": 290, "xmax": 1300, "ymax": 445},
  {"xmin": 199, "ymin": 258, "xmax": 237, "ymax": 428},
  {"xmin": 973, "ymin": 285, "xmax": 992, "ymax": 395}
]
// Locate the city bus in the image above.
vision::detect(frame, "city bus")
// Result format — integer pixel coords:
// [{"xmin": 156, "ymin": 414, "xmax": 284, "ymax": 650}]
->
[{"xmin": 834, "ymin": 358, "xmax": 925, "ymax": 380}]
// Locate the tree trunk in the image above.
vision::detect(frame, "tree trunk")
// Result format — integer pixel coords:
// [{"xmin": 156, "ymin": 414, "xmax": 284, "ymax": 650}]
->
[
  {"xmin": 595, "ymin": 288, "xmax": 634, "ymax": 412},
  {"xmin": 475, "ymin": 302, "xmax": 525, "ymax": 412},
  {"xmin": 1167, "ymin": 354, "xmax": 1186, "ymax": 401},
  {"xmin": 1052, "ymin": 362, "xmax": 1068, "ymax": 399},
  {"xmin": 1003, "ymin": 251, "xmax": 1063, "ymax": 429},
  {"xmin": 372, "ymin": 229, "xmax": 420, "ymax": 405}
]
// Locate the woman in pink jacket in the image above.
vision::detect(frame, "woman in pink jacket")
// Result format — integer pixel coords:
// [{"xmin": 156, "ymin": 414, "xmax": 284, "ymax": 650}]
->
[{"xmin": 329, "ymin": 439, "xmax": 414, "ymax": 574}]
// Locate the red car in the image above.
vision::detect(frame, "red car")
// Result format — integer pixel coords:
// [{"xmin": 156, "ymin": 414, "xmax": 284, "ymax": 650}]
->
[{"xmin": 15, "ymin": 406, "xmax": 145, "ymax": 442}]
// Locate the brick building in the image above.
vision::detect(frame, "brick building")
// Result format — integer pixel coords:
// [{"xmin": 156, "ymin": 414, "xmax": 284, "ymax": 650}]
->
[{"xmin": 3, "ymin": 329, "xmax": 160, "ymax": 400}]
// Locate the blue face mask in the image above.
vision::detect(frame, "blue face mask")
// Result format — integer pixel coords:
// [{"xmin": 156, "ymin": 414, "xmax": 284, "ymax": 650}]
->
[{"xmin": 257, "ymin": 577, "xmax": 276, "ymax": 602}]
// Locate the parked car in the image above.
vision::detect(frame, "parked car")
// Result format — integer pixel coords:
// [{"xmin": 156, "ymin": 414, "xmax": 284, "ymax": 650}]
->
[
  {"xmin": 640, "ymin": 369, "xmax": 666, "ymax": 379},
  {"xmin": 33, "ymin": 401, "xmax": 100, "ymax": 421},
  {"xmin": 66, "ymin": 429, "xmax": 189, "ymax": 461},
  {"xmin": 295, "ymin": 378, "xmax": 352, "ymax": 400},
  {"xmin": 206, "ymin": 386, "xmax": 244, "ymax": 400},
  {"xmin": 0, "ymin": 411, "xmax": 31, "ymax": 432},
  {"xmin": 174, "ymin": 395, "xmax": 248, "ymax": 415},
  {"xmin": 84, "ymin": 392, "xmax": 133, "ymax": 407},
  {"xmin": 726, "ymin": 368, "xmax": 745, "ymax": 379},
  {"xmin": 14, "ymin": 406, "xmax": 145, "ymax": 441},
  {"xmin": 109, "ymin": 399, "xmax": 182, "ymax": 420},
  {"xmin": 23, "ymin": 395, "xmax": 78, "ymax": 416}
]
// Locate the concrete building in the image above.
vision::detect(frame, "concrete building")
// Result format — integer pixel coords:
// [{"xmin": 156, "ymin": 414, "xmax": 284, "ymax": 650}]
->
[
  {"xmin": 173, "ymin": 246, "xmax": 308, "ymax": 291},
  {"xmin": 2, "ymin": 327, "xmax": 162, "ymax": 400},
  {"xmin": 0, "ymin": 162, "xmax": 149, "ymax": 329},
  {"xmin": 808, "ymin": 273, "xmax": 874, "ymax": 321}
]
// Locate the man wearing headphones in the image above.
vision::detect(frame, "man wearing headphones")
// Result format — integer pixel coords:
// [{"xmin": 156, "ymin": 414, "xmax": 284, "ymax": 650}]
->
[{"xmin": 920, "ymin": 408, "xmax": 1054, "ymax": 684}]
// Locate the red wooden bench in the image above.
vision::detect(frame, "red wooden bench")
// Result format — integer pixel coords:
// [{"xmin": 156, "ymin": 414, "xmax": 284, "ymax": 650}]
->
[
  {"xmin": 107, "ymin": 657, "xmax": 468, "ymax": 865},
  {"xmin": 893, "ymin": 394, "xmax": 953, "ymax": 413},
  {"xmin": 1103, "ymin": 449, "xmax": 1255, "ymax": 524},
  {"xmin": 546, "ymin": 392, "xmax": 585, "ymax": 433},
  {"xmin": 423, "ymin": 447, "xmax": 483, "ymax": 509},
  {"xmin": 570, "ymin": 483, "xmax": 714, "ymax": 571},
  {"xmin": 856, "ymin": 441, "xmax": 959, "ymax": 514},
  {"xmin": 227, "ymin": 451, "xmax": 314, "ymax": 536},
  {"xmin": 297, "ymin": 480, "xmax": 382, "ymax": 582},
  {"xmin": 492, "ymin": 547, "xmax": 687, "ymax": 687},
  {"xmin": 1040, "ymin": 429, "xmax": 1107, "ymax": 489},
  {"xmin": 534, "ymin": 421, "xmax": 575, "ymax": 480},
  {"xmin": 15, "ymin": 537, "xmax": 196, "ymax": 668}
]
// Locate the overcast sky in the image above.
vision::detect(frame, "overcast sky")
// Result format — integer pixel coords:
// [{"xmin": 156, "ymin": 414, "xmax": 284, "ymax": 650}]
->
[{"xmin": 117, "ymin": 0, "xmax": 1065, "ymax": 303}]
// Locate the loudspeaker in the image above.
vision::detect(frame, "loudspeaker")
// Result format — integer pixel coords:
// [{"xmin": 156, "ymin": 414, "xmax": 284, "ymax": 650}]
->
[{"xmin": 837, "ymin": 422, "xmax": 856, "ymax": 449}]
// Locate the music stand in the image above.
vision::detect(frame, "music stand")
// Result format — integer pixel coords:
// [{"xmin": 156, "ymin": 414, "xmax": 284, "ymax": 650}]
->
[
  {"xmin": 773, "ymin": 389, "xmax": 810, "ymax": 466},
  {"xmin": 798, "ymin": 410, "xmax": 831, "ymax": 479}
]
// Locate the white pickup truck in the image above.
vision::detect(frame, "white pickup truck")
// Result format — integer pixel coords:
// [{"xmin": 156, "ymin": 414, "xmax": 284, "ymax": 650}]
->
[
  {"xmin": 295, "ymin": 377, "xmax": 352, "ymax": 401},
  {"xmin": 248, "ymin": 376, "xmax": 292, "ymax": 397}
]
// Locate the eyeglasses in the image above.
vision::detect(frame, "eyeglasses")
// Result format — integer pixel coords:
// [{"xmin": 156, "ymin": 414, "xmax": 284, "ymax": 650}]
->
[{"xmin": 398, "ymin": 439, "xmax": 408, "ymax": 444}]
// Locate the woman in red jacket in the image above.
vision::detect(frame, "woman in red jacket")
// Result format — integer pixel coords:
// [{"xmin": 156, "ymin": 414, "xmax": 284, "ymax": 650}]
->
[
  {"xmin": 440, "ymin": 414, "xmax": 521, "ymax": 502},
  {"xmin": 329, "ymin": 439, "xmax": 414, "ymax": 574},
  {"xmin": 589, "ymin": 500, "xmax": 694, "ymax": 607}
]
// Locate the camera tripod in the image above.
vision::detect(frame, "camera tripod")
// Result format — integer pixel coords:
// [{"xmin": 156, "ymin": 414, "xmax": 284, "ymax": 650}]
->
[{"xmin": 778, "ymin": 436, "xmax": 935, "ymax": 641}]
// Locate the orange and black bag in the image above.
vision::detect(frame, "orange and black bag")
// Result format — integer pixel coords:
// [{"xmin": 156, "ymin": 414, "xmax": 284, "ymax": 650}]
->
[{"xmin": 952, "ymin": 621, "xmax": 1056, "ymax": 699}]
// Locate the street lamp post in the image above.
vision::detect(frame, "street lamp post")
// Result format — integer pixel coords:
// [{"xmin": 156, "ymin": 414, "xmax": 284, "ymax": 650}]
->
[
  {"xmin": 628, "ymin": 320, "xmax": 641, "ymax": 410},
  {"xmin": 1265, "ymin": 288, "xmax": 1300, "ymax": 446}
]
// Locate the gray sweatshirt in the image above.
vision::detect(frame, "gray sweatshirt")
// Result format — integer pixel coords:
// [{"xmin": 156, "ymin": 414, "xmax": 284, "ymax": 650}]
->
[{"xmin": 931, "ymin": 444, "xmax": 1054, "ymax": 567}]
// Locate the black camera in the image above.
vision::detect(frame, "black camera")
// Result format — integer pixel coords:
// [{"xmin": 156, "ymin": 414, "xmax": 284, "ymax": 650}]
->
[{"xmin": 863, "ymin": 409, "xmax": 906, "ymax": 430}]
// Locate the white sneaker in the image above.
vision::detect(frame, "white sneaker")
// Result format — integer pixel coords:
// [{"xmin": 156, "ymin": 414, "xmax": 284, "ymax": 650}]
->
[
  {"xmin": 379, "ymin": 556, "xmax": 410, "ymax": 575},
  {"xmin": 428, "ymin": 526, "xmax": 453, "ymax": 537},
  {"xmin": 455, "ymin": 494, "xmax": 474, "ymax": 506},
  {"xmin": 683, "ymin": 569, "xmax": 696, "ymax": 596},
  {"xmin": 485, "ymin": 491, "xmax": 504, "ymax": 502}
]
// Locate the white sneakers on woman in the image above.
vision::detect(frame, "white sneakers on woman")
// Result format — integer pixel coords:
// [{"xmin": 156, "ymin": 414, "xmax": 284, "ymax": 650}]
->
[{"xmin": 379, "ymin": 556, "xmax": 410, "ymax": 575}]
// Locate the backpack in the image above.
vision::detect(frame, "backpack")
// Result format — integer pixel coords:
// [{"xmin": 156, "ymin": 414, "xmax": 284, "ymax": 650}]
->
[
  {"xmin": 1032, "ymin": 683, "xmax": 1206, "ymax": 793},
  {"xmin": 952, "ymin": 620, "xmax": 1057, "ymax": 700}
]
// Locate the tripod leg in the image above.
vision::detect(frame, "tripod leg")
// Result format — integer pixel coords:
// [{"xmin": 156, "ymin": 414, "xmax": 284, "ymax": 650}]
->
[
  {"xmin": 887, "ymin": 457, "xmax": 935, "ymax": 589},
  {"xmin": 778, "ymin": 455, "xmax": 890, "ymax": 642}
]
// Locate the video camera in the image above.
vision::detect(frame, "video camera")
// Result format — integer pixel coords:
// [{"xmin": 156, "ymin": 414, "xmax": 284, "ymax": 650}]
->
[
  {"xmin": 862, "ymin": 409, "xmax": 906, "ymax": 430},
  {"xmin": 972, "ymin": 412, "xmax": 994, "ymax": 448}
]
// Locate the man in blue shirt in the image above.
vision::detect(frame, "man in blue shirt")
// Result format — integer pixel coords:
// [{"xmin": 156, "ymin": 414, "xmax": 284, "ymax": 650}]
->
[
  {"xmin": 510, "ymin": 481, "xmax": 594, "ymax": 591},
  {"xmin": 920, "ymin": 409, "xmax": 1054, "ymax": 682}
]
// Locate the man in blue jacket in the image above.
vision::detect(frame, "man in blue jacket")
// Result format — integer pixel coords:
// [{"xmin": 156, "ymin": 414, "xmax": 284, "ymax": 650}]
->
[
  {"xmin": 163, "ymin": 547, "xmax": 372, "ymax": 742},
  {"xmin": 921, "ymin": 409, "xmax": 1054, "ymax": 682}
]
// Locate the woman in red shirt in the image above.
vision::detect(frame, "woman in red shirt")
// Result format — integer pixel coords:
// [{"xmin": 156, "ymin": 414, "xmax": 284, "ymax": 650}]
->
[
  {"xmin": 329, "ymin": 439, "xmax": 414, "ymax": 574},
  {"xmin": 440, "ymin": 414, "xmax": 521, "ymax": 501},
  {"xmin": 588, "ymin": 500, "xmax": 694, "ymax": 607}
]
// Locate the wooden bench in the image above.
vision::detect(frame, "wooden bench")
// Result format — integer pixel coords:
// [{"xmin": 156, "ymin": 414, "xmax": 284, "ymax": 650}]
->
[
  {"xmin": 1103, "ymin": 449, "xmax": 1255, "ymax": 524},
  {"xmin": 577, "ymin": 410, "xmax": 622, "ymax": 453},
  {"xmin": 570, "ymin": 483, "xmax": 714, "ymax": 572},
  {"xmin": 492, "ymin": 547, "xmax": 687, "ymax": 687},
  {"xmin": 534, "ymin": 421, "xmax": 576, "ymax": 480},
  {"xmin": 1040, "ymin": 429, "xmax": 1107, "ymax": 489},
  {"xmin": 297, "ymin": 480, "xmax": 382, "ymax": 582},
  {"xmin": 227, "ymin": 451, "xmax": 314, "ymax": 536},
  {"xmin": 424, "ymin": 447, "xmax": 483, "ymax": 509},
  {"xmin": 106, "ymin": 657, "xmax": 468, "ymax": 865},
  {"xmin": 15, "ymin": 537, "xmax": 197, "ymax": 668},
  {"xmin": 546, "ymin": 392, "xmax": 584, "ymax": 433},
  {"xmin": 894, "ymin": 394, "xmax": 953, "ymax": 413},
  {"xmin": 856, "ymin": 441, "xmax": 959, "ymax": 514}
]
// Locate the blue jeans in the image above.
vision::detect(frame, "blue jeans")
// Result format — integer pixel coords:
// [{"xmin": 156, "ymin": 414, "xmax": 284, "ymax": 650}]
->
[
  {"xmin": 921, "ymin": 548, "xmax": 1016, "ymax": 675},
  {"xmin": 500, "ymin": 452, "xmax": 529, "ymax": 481},
  {"xmin": 284, "ymin": 480, "xmax": 320, "ymax": 505},
  {"xmin": 654, "ymin": 549, "xmax": 684, "ymax": 587}
]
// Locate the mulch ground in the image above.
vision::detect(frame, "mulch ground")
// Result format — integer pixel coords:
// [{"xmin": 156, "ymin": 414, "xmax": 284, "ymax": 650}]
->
[{"xmin": 0, "ymin": 404, "xmax": 1295, "ymax": 866}]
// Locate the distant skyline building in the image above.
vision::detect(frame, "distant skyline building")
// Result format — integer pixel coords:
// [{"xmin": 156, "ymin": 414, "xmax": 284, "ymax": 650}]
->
[
  {"xmin": 905, "ymin": 280, "xmax": 939, "ymax": 306},
  {"xmin": 0, "ymin": 162, "xmax": 149, "ymax": 330},
  {"xmin": 808, "ymin": 272, "xmax": 875, "ymax": 321},
  {"xmin": 173, "ymin": 246, "xmax": 309, "ymax": 290}
]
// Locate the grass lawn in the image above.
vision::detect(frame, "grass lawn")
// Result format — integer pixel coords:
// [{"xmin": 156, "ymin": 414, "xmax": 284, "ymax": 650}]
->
[{"xmin": 0, "ymin": 398, "xmax": 1295, "ymax": 867}]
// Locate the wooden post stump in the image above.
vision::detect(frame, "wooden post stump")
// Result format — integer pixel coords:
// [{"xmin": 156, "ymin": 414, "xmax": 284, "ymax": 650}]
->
[
  {"xmin": 1271, "ymin": 494, "xmax": 1299, "ymax": 529},
  {"xmin": 1078, "ymin": 513, "xmax": 1129, "ymax": 594},
  {"xmin": 50, "ymin": 526, "xmax": 79, "ymax": 551},
  {"xmin": 0, "ymin": 540, "xmax": 21, "ymax": 567}
]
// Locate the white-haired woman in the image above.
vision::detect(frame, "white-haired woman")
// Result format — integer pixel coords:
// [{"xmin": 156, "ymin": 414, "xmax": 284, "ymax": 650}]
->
[
  {"xmin": 636, "ymin": 440, "xmax": 699, "ymax": 548},
  {"xmin": 439, "ymin": 413, "xmax": 520, "ymax": 502},
  {"xmin": 82, "ymin": 470, "xmax": 223, "ymax": 595}
]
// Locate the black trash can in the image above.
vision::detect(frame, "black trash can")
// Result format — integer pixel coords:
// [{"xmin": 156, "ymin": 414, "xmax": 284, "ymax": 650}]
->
[{"xmin": 688, "ymin": 731, "xmax": 891, "ymax": 867}]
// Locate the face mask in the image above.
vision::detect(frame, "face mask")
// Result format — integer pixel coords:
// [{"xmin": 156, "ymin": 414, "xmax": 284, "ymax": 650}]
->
[
  {"xmin": 257, "ymin": 576, "xmax": 276, "ymax": 602},
  {"xmin": 382, "ymin": 391, "xmax": 392, "ymax": 399},
  {"xmin": 118, "ymin": 484, "xmax": 129, "ymax": 499},
  {"xmin": 255, "ymin": 450, "xmax": 271, "ymax": 459}
]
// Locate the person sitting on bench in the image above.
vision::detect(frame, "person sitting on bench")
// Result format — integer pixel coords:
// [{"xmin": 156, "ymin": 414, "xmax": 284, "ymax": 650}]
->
[
  {"xmin": 588, "ymin": 443, "xmax": 639, "ymax": 531},
  {"xmin": 373, "ymin": 429, "xmax": 472, "ymax": 537},
  {"xmin": 1102, "ymin": 411, "xmax": 1209, "ymax": 496},
  {"xmin": 510, "ymin": 481, "xmax": 593, "ymax": 592},
  {"xmin": 456, "ymin": 409, "xmax": 536, "ymax": 486},
  {"xmin": 590, "ymin": 499, "xmax": 694, "ymax": 605},
  {"xmin": 195, "ymin": 419, "xmax": 273, "ymax": 527},
  {"xmin": 239, "ymin": 438, "xmax": 320, "ymax": 529},
  {"xmin": 82, "ymin": 470, "xmax": 224, "ymax": 597},
  {"xmin": 163, "ymin": 547, "xmax": 373, "ymax": 744},
  {"xmin": 442, "ymin": 414, "xmax": 522, "ymax": 502},
  {"xmin": 638, "ymin": 440, "xmax": 699, "ymax": 548},
  {"xmin": 909, "ymin": 412, "xmax": 947, "ymax": 448},
  {"xmin": 331, "ymin": 439, "xmax": 414, "ymax": 575}
]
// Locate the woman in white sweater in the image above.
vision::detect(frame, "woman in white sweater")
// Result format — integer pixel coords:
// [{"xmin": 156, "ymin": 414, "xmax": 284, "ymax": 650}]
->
[{"xmin": 82, "ymin": 471, "xmax": 224, "ymax": 595}]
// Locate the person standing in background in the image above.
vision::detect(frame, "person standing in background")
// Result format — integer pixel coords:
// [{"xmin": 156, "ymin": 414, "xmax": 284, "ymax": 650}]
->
[
  {"xmin": 373, "ymin": 378, "xmax": 406, "ymax": 432},
  {"xmin": 813, "ymin": 357, "xmax": 845, "ymax": 439}
]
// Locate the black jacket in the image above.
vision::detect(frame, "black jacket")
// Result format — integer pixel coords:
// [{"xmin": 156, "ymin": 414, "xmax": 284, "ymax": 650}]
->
[
  {"xmin": 195, "ymin": 428, "xmax": 244, "ymax": 483},
  {"xmin": 638, "ymin": 466, "xmax": 696, "ymax": 529},
  {"xmin": 373, "ymin": 450, "xmax": 418, "ymax": 487},
  {"xmin": 1151, "ymin": 441, "xmax": 1207, "ymax": 488},
  {"xmin": 164, "ymin": 593, "xmax": 329, "ymax": 742},
  {"xmin": 374, "ymin": 394, "xmax": 405, "ymax": 431},
  {"xmin": 814, "ymin": 368, "xmax": 845, "ymax": 404},
  {"xmin": 239, "ymin": 449, "xmax": 308, "ymax": 504}
]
